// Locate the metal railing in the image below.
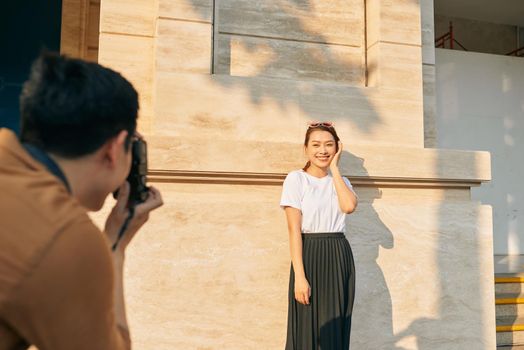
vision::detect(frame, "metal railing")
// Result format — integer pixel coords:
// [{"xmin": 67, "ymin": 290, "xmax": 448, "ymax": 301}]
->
[
  {"xmin": 436, "ymin": 21, "xmax": 524, "ymax": 57},
  {"xmin": 506, "ymin": 46, "xmax": 524, "ymax": 57},
  {"xmin": 435, "ymin": 22, "xmax": 468, "ymax": 51}
]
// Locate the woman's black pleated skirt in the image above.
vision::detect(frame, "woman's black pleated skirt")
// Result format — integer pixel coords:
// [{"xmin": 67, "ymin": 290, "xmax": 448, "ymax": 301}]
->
[{"xmin": 285, "ymin": 232, "xmax": 355, "ymax": 350}]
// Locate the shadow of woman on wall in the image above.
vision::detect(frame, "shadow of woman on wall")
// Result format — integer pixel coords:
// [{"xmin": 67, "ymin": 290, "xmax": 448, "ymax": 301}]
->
[{"xmin": 342, "ymin": 151, "xmax": 407, "ymax": 350}]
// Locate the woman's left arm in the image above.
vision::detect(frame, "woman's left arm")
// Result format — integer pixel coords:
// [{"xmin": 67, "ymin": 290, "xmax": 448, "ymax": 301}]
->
[{"xmin": 331, "ymin": 142, "xmax": 358, "ymax": 214}]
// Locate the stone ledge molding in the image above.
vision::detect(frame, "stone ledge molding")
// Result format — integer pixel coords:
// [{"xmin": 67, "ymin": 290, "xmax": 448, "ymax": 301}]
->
[{"xmin": 148, "ymin": 136, "xmax": 491, "ymax": 186}]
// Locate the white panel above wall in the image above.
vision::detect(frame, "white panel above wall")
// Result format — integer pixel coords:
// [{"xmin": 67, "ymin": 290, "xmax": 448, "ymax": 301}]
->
[{"xmin": 435, "ymin": 48, "xmax": 524, "ymax": 255}]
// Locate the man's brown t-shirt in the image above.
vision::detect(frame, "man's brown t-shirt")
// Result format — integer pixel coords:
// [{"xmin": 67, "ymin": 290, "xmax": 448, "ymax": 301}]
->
[{"xmin": 0, "ymin": 129, "xmax": 130, "ymax": 350}]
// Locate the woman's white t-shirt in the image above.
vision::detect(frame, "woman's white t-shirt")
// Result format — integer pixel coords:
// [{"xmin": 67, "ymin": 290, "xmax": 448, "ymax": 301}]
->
[{"xmin": 280, "ymin": 170, "xmax": 357, "ymax": 233}]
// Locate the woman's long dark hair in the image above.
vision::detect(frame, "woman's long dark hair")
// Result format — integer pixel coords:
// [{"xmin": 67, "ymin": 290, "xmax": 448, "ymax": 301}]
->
[{"xmin": 302, "ymin": 125, "xmax": 340, "ymax": 171}]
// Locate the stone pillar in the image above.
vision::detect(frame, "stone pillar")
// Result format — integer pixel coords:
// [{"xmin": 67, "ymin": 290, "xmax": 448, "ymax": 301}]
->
[
  {"xmin": 421, "ymin": 0, "xmax": 438, "ymax": 148},
  {"xmin": 97, "ymin": 0, "xmax": 158, "ymax": 134}
]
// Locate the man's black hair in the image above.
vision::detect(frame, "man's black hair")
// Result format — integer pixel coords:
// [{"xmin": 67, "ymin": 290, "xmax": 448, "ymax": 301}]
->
[{"xmin": 19, "ymin": 52, "xmax": 138, "ymax": 158}]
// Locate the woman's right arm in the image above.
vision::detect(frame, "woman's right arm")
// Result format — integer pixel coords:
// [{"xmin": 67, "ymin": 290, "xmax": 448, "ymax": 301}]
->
[{"xmin": 285, "ymin": 207, "xmax": 311, "ymax": 305}]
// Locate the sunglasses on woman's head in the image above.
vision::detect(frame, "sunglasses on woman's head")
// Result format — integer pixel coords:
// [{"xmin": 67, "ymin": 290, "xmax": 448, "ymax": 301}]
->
[{"xmin": 307, "ymin": 121, "xmax": 334, "ymax": 128}]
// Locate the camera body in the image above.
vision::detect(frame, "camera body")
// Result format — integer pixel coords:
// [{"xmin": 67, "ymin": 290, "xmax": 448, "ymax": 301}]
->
[{"xmin": 114, "ymin": 138, "xmax": 149, "ymax": 205}]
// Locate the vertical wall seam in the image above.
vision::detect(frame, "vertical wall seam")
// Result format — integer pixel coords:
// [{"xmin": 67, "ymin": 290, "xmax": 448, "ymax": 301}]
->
[
  {"xmin": 211, "ymin": 0, "xmax": 218, "ymax": 74},
  {"xmin": 364, "ymin": 0, "xmax": 368, "ymax": 87}
]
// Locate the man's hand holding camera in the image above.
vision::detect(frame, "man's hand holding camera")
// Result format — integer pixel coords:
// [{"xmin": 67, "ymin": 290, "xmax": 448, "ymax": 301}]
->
[{"xmin": 105, "ymin": 181, "xmax": 164, "ymax": 253}]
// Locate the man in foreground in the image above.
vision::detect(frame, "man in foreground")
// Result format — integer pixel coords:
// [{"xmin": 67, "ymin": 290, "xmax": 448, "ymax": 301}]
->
[{"xmin": 0, "ymin": 52, "xmax": 163, "ymax": 349}]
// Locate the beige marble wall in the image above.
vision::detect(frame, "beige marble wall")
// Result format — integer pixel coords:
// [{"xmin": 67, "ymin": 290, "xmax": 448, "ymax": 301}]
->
[
  {"xmin": 153, "ymin": 73, "xmax": 426, "ymax": 147},
  {"xmin": 87, "ymin": 0, "xmax": 497, "ymax": 348},
  {"xmin": 215, "ymin": 0, "xmax": 365, "ymax": 85},
  {"xmin": 90, "ymin": 180, "xmax": 495, "ymax": 349},
  {"xmin": 98, "ymin": 0, "xmax": 158, "ymax": 134},
  {"xmin": 215, "ymin": 34, "xmax": 364, "ymax": 83},
  {"xmin": 147, "ymin": 136, "xmax": 491, "ymax": 183}
]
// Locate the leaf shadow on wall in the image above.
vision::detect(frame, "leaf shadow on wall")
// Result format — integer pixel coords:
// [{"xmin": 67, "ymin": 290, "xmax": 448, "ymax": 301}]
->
[{"xmin": 160, "ymin": 0, "xmax": 391, "ymax": 139}]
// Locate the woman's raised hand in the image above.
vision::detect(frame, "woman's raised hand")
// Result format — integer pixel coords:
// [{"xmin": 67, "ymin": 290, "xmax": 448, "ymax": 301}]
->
[{"xmin": 330, "ymin": 141, "xmax": 343, "ymax": 171}]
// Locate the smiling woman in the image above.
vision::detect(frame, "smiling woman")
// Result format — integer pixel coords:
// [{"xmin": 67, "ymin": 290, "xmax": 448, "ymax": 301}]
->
[
  {"xmin": 302, "ymin": 121, "xmax": 339, "ymax": 172},
  {"xmin": 280, "ymin": 122, "xmax": 359, "ymax": 350}
]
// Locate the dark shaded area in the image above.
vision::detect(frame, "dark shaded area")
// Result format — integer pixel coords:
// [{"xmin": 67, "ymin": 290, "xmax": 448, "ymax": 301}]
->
[
  {"xmin": 0, "ymin": 1, "xmax": 62, "ymax": 134},
  {"xmin": 344, "ymin": 151, "xmax": 402, "ymax": 349}
]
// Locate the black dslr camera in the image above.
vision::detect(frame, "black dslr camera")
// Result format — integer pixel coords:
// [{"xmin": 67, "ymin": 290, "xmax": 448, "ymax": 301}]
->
[{"xmin": 114, "ymin": 137, "xmax": 149, "ymax": 206}]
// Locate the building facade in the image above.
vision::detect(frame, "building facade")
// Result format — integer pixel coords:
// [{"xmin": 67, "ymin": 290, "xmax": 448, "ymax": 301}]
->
[{"xmin": 65, "ymin": 0, "xmax": 495, "ymax": 348}]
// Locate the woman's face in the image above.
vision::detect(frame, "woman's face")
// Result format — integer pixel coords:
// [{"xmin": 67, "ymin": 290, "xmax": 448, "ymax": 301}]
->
[{"xmin": 305, "ymin": 130, "xmax": 337, "ymax": 170}]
